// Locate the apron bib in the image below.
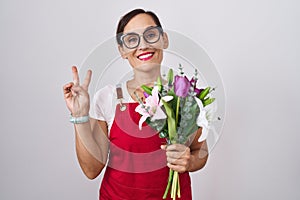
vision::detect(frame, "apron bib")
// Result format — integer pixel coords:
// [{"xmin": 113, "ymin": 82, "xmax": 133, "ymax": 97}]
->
[{"xmin": 99, "ymin": 102, "xmax": 192, "ymax": 200}]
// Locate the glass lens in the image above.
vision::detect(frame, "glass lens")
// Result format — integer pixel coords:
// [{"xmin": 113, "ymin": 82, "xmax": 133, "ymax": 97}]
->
[
  {"xmin": 122, "ymin": 27, "xmax": 162, "ymax": 49},
  {"xmin": 123, "ymin": 33, "xmax": 139, "ymax": 49},
  {"xmin": 144, "ymin": 27, "xmax": 160, "ymax": 43}
]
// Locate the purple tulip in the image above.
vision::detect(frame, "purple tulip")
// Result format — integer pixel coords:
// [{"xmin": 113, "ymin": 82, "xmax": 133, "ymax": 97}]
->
[
  {"xmin": 194, "ymin": 88, "xmax": 202, "ymax": 96},
  {"xmin": 190, "ymin": 77, "xmax": 197, "ymax": 86},
  {"xmin": 143, "ymin": 91, "xmax": 150, "ymax": 98},
  {"xmin": 190, "ymin": 77, "xmax": 202, "ymax": 96},
  {"xmin": 174, "ymin": 75, "xmax": 191, "ymax": 97}
]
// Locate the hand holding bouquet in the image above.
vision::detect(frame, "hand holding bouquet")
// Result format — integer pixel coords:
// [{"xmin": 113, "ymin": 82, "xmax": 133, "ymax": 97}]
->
[{"xmin": 135, "ymin": 64, "xmax": 215, "ymax": 199}]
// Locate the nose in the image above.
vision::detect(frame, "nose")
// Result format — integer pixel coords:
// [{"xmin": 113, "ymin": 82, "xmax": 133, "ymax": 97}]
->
[{"xmin": 138, "ymin": 36, "xmax": 149, "ymax": 50}]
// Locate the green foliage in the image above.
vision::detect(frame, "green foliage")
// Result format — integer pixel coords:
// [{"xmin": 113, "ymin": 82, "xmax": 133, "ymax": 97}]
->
[
  {"xmin": 161, "ymin": 99, "xmax": 177, "ymax": 143},
  {"xmin": 176, "ymin": 96, "xmax": 200, "ymax": 143},
  {"xmin": 167, "ymin": 68, "xmax": 174, "ymax": 86},
  {"xmin": 199, "ymin": 86, "xmax": 210, "ymax": 100},
  {"xmin": 141, "ymin": 85, "xmax": 152, "ymax": 95}
]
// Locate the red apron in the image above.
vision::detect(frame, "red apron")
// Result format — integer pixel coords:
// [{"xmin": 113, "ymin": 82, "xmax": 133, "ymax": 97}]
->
[{"xmin": 99, "ymin": 103, "xmax": 192, "ymax": 200}]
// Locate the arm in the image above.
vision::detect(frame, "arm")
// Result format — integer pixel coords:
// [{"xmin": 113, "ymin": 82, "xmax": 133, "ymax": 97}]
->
[
  {"xmin": 74, "ymin": 119, "xmax": 109, "ymax": 179},
  {"xmin": 63, "ymin": 66, "xmax": 109, "ymax": 179},
  {"xmin": 186, "ymin": 128, "xmax": 209, "ymax": 172}
]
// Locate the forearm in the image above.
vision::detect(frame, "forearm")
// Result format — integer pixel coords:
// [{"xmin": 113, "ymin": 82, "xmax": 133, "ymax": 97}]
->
[
  {"xmin": 186, "ymin": 128, "xmax": 209, "ymax": 172},
  {"xmin": 187, "ymin": 148, "xmax": 208, "ymax": 172},
  {"xmin": 74, "ymin": 119, "xmax": 108, "ymax": 179}
]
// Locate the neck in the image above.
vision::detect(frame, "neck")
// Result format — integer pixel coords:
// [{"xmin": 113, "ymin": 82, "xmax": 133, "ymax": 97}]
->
[
  {"xmin": 130, "ymin": 64, "xmax": 162, "ymax": 88},
  {"xmin": 127, "ymin": 71, "xmax": 160, "ymax": 102},
  {"xmin": 133, "ymin": 72, "xmax": 160, "ymax": 86}
]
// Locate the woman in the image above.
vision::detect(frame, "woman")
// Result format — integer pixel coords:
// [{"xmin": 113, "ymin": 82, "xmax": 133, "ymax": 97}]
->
[{"xmin": 63, "ymin": 8, "xmax": 208, "ymax": 199}]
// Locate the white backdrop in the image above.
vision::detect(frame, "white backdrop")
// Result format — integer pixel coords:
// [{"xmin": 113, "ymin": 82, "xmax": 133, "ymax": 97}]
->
[{"xmin": 1, "ymin": 0, "xmax": 299, "ymax": 199}]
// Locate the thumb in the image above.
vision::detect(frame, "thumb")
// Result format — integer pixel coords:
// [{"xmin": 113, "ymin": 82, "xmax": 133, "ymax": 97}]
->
[{"xmin": 160, "ymin": 145, "xmax": 167, "ymax": 150}]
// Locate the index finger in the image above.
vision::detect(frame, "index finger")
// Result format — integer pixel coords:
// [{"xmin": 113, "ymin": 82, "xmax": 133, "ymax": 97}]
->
[
  {"xmin": 166, "ymin": 143, "xmax": 188, "ymax": 152},
  {"xmin": 72, "ymin": 66, "xmax": 80, "ymax": 86}
]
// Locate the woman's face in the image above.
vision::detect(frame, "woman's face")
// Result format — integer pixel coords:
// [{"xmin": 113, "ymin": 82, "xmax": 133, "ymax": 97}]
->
[{"xmin": 119, "ymin": 13, "xmax": 168, "ymax": 70}]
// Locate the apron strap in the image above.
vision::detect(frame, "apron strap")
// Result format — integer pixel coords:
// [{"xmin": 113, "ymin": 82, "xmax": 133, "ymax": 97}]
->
[{"xmin": 116, "ymin": 84, "xmax": 126, "ymax": 111}]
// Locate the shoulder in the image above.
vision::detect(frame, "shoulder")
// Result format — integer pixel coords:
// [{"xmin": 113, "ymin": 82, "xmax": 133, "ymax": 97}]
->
[
  {"xmin": 91, "ymin": 84, "xmax": 116, "ymax": 122},
  {"xmin": 94, "ymin": 84, "xmax": 115, "ymax": 98},
  {"xmin": 93, "ymin": 84, "xmax": 115, "ymax": 109}
]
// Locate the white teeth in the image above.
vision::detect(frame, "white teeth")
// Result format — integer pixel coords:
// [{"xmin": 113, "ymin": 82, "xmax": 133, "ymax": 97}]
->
[{"xmin": 138, "ymin": 53, "xmax": 153, "ymax": 59}]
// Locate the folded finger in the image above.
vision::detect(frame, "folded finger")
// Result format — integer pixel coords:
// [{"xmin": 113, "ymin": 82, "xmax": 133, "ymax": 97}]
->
[
  {"xmin": 166, "ymin": 157, "xmax": 180, "ymax": 164},
  {"xmin": 166, "ymin": 144, "xmax": 189, "ymax": 152},
  {"xmin": 166, "ymin": 151, "xmax": 181, "ymax": 159},
  {"xmin": 167, "ymin": 157, "xmax": 188, "ymax": 167},
  {"xmin": 167, "ymin": 148, "xmax": 190, "ymax": 160},
  {"xmin": 167, "ymin": 163, "xmax": 186, "ymax": 173},
  {"xmin": 64, "ymin": 92, "xmax": 72, "ymax": 99},
  {"xmin": 63, "ymin": 82, "xmax": 74, "ymax": 94}
]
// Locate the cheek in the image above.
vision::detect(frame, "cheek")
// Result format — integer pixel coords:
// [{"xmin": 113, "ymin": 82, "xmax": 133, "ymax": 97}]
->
[
  {"xmin": 155, "ymin": 50, "xmax": 163, "ymax": 60},
  {"xmin": 127, "ymin": 53, "xmax": 139, "ymax": 67},
  {"xmin": 151, "ymin": 41, "xmax": 164, "ymax": 50},
  {"xmin": 122, "ymin": 48, "xmax": 135, "ymax": 58}
]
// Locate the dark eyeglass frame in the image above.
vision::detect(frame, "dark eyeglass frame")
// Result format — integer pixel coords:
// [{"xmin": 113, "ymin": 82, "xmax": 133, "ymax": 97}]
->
[{"xmin": 120, "ymin": 26, "xmax": 163, "ymax": 49}]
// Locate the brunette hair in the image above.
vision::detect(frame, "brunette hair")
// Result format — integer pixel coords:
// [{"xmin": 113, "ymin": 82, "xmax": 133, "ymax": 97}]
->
[{"xmin": 116, "ymin": 8, "xmax": 163, "ymax": 46}]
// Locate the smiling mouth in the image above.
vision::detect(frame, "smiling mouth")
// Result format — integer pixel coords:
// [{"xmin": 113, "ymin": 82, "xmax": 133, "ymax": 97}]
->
[{"xmin": 137, "ymin": 52, "xmax": 154, "ymax": 61}]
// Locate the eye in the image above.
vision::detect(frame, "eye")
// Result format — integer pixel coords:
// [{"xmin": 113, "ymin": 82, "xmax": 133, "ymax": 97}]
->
[
  {"xmin": 145, "ymin": 31, "xmax": 157, "ymax": 39},
  {"xmin": 129, "ymin": 37, "xmax": 137, "ymax": 43},
  {"xmin": 144, "ymin": 28, "xmax": 160, "ymax": 42},
  {"xmin": 125, "ymin": 35, "xmax": 138, "ymax": 44}
]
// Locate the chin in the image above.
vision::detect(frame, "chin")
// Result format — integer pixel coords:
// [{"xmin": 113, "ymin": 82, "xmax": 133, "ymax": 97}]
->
[{"xmin": 134, "ymin": 61, "xmax": 161, "ymax": 72}]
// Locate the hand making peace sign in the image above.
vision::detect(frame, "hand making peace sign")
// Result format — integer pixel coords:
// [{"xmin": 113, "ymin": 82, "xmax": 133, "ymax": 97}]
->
[{"xmin": 63, "ymin": 66, "xmax": 92, "ymax": 117}]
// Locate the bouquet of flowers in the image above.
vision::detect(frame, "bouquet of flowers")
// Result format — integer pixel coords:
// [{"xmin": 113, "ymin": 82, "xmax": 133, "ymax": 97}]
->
[{"xmin": 135, "ymin": 64, "xmax": 215, "ymax": 200}]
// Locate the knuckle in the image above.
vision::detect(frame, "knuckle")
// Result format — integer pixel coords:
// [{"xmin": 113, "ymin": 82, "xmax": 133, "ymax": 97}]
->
[
  {"xmin": 185, "ymin": 154, "xmax": 191, "ymax": 160},
  {"xmin": 166, "ymin": 158, "xmax": 172, "ymax": 163},
  {"xmin": 178, "ymin": 167, "xmax": 185, "ymax": 173},
  {"xmin": 185, "ymin": 147, "xmax": 191, "ymax": 153}
]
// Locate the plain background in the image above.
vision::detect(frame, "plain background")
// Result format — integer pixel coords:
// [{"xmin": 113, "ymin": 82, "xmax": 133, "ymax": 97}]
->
[{"xmin": 1, "ymin": 0, "xmax": 299, "ymax": 199}]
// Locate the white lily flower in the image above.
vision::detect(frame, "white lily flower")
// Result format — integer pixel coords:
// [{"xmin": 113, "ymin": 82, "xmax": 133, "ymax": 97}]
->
[
  {"xmin": 135, "ymin": 86, "xmax": 168, "ymax": 130},
  {"xmin": 194, "ymin": 97, "xmax": 209, "ymax": 142},
  {"xmin": 161, "ymin": 95, "xmax": 173, "ymax": 103}
]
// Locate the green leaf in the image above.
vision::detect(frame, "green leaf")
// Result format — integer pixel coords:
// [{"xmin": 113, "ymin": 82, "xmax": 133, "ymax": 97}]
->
[
  {"xmin": 159, "ymin": 131, "xmax": 168, "ymax": 138},
  {"xmin": 141, "ymin": 85, "xmax": 152, "ymax": 95},
  {"xmin": 177, "ymin": 97, "xmax": 200, "ymax": 143},
  {"xmin": 199, "ymin": 87, "xmax": 210, "ymax": 100},
  {"xmin": 146, "ymin": 118, "xmax": 166, "ymax": 132},
  {"xmin": 162, "ymin": 100, "xmax": 177, "ymax": 143},
  {"xmin": 167, "ymin": 68, "xmax": 174, "ymax": 86},
  {"xmin": 203, "ymin": 98, "xmax": 215, "ymax": 106},
  {"xmin": 167, "ymin": 89, "xmax": 178, "ymax": 111},
  {"xmin": 157, "ymin": 76, "xmax": 162, "ymax": 92}
]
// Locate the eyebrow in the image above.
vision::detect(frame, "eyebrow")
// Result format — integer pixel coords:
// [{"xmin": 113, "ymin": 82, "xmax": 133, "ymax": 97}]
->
[{"xmin": 123, "ymin": 25, "xmax": 157, "ymax": 35}]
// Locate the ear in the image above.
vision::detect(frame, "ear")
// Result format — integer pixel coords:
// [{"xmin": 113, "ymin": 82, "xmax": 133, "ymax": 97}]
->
[
  {"xmin": 118, "ymin": 45, "xmax": 127, "ymax": 59},
  {"xmin": 162, "ymin": 32, "xmax": 169, "ymax": 49}
]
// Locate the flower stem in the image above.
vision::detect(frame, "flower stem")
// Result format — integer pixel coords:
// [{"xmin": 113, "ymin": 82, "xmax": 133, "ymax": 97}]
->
[
  {"xmin": 163, "ymin": 169, "xmax": 174, "ymax": 199},
  {"xmin": 177, "ymin": 174, "xmax": 181, "ymax": 198},
  {"xmin": 171, "ymin": 171, "xmax": 179, "ymax": 199},
  {"xmin": 175, "ymin": 97, "xmax": 180, "ymax": 127}
]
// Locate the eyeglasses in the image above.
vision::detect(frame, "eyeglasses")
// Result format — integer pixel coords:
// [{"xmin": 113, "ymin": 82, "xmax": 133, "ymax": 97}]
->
[{"xmin": 120, "ymin": 26, "xmax": 163, "ymax": 49}]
